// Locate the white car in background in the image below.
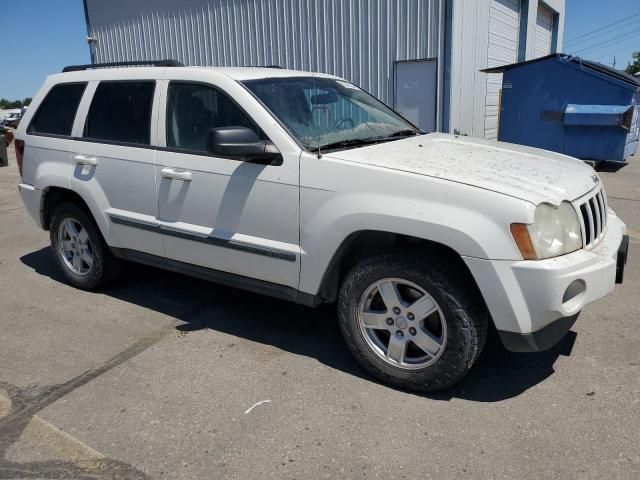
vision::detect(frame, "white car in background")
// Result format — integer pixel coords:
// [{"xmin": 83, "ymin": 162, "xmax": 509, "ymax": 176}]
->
[
  {"xmin": 4, "ymin": 111, "xmax": 22, "ymax": 128},
  {"xmin": 14, "ymin": 60, "xmax": 629, "ymax": 392}
]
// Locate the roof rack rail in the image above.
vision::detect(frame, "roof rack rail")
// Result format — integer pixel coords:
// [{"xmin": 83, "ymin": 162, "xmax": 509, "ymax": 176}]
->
[{"xmin": 62, "ymin": 59, "xmax": 183, "ymax": 73}]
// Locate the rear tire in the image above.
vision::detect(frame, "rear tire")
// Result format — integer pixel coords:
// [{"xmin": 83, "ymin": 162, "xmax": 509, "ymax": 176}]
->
[
  {"xmin": 50, "ymin": 203, "xmax": 122, "ymax": 290},
  {"xmin": 338, "ymin": 251, "xmax": 488, "ymax": 392}
]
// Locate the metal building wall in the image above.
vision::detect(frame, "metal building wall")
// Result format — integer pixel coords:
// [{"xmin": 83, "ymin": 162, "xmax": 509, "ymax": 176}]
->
[
  {"xmin": 447, "ymin": 0, "xmax": 491, "ymax": 138},
  {"xmin": 484, "ymin": 0, "xmax": 522, "ymax": 140},
  {"xmin": 447, "ymin": 0, "xmax": 564, "ymax": 138},
  {"xmin": 85, "ymin": 0, "xmax": 443, "ymax": 108}
]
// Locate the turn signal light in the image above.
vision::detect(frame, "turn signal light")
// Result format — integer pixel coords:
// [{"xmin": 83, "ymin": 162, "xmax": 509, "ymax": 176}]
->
[{"xmin": 510, "ymin": 223, "xmax": 538, "ymax": 260}]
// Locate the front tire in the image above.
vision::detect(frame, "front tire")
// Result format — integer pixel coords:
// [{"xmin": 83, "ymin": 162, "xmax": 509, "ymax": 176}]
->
[
  {"xmin": 338, "ymin": 251, "xmax": 488, "ymax": 392},
  {"xmin": 50, "ymin": 203, "xmax": 122, "ymax": 290}
]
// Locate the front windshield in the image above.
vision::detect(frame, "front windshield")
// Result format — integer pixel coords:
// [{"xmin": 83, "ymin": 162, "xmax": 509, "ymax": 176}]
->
[{"xmin": 243, "ymin": 77, "xmax": 419, "ymax": 151}]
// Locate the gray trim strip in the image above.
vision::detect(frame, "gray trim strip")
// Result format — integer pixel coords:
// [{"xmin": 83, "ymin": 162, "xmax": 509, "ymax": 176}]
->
[
  {"xmin": 111, "ymin": 248, "xmax": 320, "ymax": 307},
  {"xmin": 109, "ymin": 214, "xmax": 297, "ymax": 262}
]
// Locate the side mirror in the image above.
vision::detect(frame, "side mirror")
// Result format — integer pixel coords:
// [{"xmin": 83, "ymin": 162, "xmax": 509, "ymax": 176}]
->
[{"xmin": 207, "ymin": 127, "xmax": 283, "ymax": 166}]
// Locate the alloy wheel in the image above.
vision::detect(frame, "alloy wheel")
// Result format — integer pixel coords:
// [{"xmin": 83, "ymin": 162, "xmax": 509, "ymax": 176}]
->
[
  {"xmin": 57, "ymin": 218, "xmax": 94, "ymax": 276},
  {"xmin": 357, "ymin": 278, "xmax": 447, "ymax": 370}
]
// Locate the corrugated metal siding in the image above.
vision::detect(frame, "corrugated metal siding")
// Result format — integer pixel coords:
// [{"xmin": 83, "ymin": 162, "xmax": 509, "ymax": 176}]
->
[
  {"xmin": 447, "ymin": 0, "xmax": 490, "ymax": 138},
  {"xmin": 87, "ymin": 0, "xmax": 442, "ymax": 107},
  {"xmin": 534, "ymin": 3, "xmax": 554, "ymax": 58},
  {"xmin": 485, "ymin": 0, "xmax": 520, "ymax": 140}
]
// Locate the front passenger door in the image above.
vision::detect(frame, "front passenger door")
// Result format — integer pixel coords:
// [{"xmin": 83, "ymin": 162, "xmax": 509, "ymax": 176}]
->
[{"xmin": 154, "ymin": 79, "xmax": 300, "ymax": 288}]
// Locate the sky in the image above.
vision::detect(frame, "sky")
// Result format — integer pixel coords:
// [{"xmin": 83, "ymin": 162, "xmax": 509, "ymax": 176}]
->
[
  {"xmin": 0, "ymin": 1, "xmax": 89, "ymax": 101},
  {"xmin": 0, "ymin": 0, "xmax": 638, "ymax": 101},
  {"xmin": 564, "ymin": 0, "xmax": 639, "ymax": 69}
]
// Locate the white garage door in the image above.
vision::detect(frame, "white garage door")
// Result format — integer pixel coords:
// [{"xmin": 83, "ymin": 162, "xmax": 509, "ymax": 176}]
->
[
  {"xmin": 485, "ymin": 0, "xmax": 521, "ymax": 140},
  {"xmin": 535, "ymin": 4, "xmax": 555, "ymax": 57}
]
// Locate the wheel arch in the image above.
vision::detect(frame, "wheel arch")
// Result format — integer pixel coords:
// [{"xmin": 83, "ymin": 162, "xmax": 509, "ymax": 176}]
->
[
  {"xmin": 41, "ymin": 187, "xmax": 109, "ymax": 243},
  {"xmin": 316, "ymin": 230, "xmax": 483, "ymax": 304}
]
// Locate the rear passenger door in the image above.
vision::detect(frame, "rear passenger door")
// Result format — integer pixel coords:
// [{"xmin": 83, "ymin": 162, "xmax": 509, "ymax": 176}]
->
[{"xmin": 70, "ymin": 78, "xmax": 164, "ymax": 257}]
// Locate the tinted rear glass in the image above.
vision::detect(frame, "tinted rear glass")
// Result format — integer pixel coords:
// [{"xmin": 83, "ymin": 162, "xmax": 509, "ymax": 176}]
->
[
  {"xmin": 28, "ymin": 83, "xmax": 87, "ymax": 136},
  {"xmin": 84, "ymin": 81, "xmax": 155, "ymax": 145}
]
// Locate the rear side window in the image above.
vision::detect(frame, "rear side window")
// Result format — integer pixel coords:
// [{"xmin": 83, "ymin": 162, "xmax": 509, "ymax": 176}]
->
[
  {"xmin": 84, "ymin": 81, "xmax": 155, "ymax": 145},
  {"xmin": 28, "ymin": 83, "xmax": 87, "ymax": 136}
]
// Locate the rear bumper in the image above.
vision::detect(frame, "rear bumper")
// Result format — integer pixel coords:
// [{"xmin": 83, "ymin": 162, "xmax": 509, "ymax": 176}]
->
[
  {"xmin": 464, "ymin": 210, "xmax": 627, "ymax": 350},
  {"xmin": 18, "ymin": 183, "xmax": 44, "ymax": 228}
]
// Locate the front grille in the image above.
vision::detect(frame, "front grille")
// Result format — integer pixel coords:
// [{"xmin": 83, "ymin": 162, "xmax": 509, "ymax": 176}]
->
[{"xmin": 578, "ymin": 188, "xmax": 608, "ymax": 248}]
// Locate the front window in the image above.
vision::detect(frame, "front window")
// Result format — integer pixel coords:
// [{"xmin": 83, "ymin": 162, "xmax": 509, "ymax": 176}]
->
[
  {"xmin": 243, "ymin": 77, "xmax": 420, "ymax": 152},
  {"xmin": 166, "ymin": 82, "xmax": 260, "ymax": 154}
]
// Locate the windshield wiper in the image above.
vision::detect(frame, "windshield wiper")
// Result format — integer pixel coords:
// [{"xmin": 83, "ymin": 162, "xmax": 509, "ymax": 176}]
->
[
  {"xmin": 316, "ymin": 130, "xmax": 423, "ymax": 152},
  {"xmin": 372, "ymin": 129, "xmax": 422, "ymax": 140},
  {"xmin": 316, "ymin": 138, "xmax": 380, "ymax": 151}
]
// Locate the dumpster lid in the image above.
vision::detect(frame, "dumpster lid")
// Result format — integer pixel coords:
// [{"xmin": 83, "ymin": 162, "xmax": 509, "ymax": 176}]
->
[
  {"xmin": 481, "ymin": 53, "xmax": 640, "ymax": 88},
  {"xmin": 481, "ymin": 53, "xmax": 558, "ymax": 73}
]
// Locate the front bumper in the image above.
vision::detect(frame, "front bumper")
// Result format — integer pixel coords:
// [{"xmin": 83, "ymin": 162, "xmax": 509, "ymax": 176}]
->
[
  {"xmin": 498, "ymin": 314, "xmax": 579, "ymax": 353},
  {"xmin": 464, "ymin": 210, "xmax": 627, "ymax": 352}
]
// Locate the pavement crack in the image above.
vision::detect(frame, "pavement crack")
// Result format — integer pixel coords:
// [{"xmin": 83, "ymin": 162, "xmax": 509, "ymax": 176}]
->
[
  {"xmin": 0, "ymin": 206, "xmax": 25, "ymax": 214},
  {"xmin": 0, "ymin": 325, "xmax": 175, "ymax": 479},
  {"xmin": 0, "ymin": 458, "xmax": 153, "ymax": 479}
]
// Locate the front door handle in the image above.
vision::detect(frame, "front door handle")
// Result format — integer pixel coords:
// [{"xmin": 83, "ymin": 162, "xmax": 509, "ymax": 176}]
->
[
  {"xmin": 161, "ymin": 167, "xmax": 192, "ymax": 181},
  {"xmin": 73, "ymin": 155, "xmax": 98, "ymax": 166}
]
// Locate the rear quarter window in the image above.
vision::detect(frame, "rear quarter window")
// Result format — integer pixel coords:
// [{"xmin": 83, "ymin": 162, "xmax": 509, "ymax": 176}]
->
[
  {"xmin": 27, "ymin": 83, "xmax": 87, "ymax": 136},
  {"xmin": 83, "ymin": 81, "xmax": 155, "ymax": 145}
]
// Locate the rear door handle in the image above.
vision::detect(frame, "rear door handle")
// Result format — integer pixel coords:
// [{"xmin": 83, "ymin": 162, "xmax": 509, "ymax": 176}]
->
[
  {"xmin": 73, "ymin": 155, "xmax": 98, "ymax": 166},
  {"xmin": 161, "ymin": 167, "xmax": 192, "ymax": 181}
]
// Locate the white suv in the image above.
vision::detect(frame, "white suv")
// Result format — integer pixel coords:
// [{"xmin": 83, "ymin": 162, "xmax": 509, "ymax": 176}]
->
[{"xmin": 15, "ymin": 61, "xmax": 629, "ymax": 392}]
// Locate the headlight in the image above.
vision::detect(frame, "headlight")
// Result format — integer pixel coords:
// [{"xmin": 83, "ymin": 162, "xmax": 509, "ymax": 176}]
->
[{"xmin": 511, "ymin": 202, "xmax": 582, "ymax": 260}]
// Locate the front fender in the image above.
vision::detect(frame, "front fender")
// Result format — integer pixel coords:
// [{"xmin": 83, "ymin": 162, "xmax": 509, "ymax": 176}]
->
[{"xmin": 299, "ymin": 155, "xmax": 534, "ymax": 295}]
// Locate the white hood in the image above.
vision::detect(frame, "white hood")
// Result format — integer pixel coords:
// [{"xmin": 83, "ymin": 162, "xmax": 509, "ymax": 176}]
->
[{"xmin": 326, "ymin": 133, "xmax": 599, "ymax": 205}]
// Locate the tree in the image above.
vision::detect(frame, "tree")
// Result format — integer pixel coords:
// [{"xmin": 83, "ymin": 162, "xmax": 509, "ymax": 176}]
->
[
  {"xmin": 625, "ymin": 51, "xmax": 640, "ymax": 76},
  {"xmin": 0, "ymin": 98, "xmax": 28, "ymax": 109}
]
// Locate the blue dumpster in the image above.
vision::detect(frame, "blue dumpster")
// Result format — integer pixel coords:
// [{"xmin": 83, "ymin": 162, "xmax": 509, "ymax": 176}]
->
[{"xmin": 482, "ymin": 54, "xmax": 640, "ymax": 162}]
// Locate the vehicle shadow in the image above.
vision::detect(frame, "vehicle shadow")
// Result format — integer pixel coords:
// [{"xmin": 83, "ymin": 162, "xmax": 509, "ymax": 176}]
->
[
  {"xmin": 20, "ymin": 247, "xmax": 575, "ymax": 403},
  {"xmin": 596, "ymin": 161, "xmax": 627, "ymax": 173}
]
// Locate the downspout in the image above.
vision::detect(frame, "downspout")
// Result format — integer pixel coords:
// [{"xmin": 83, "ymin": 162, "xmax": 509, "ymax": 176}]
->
[
  {"xmin": 436, "ymin": 0, "xmax": 446, "ymax": 131},
  {"xmin": 551, "ymin": 12, "xmax": 559, "ymax": 53},
  {"xmin": 83, "ymin": 0, "xmax": 96, "ymax": 64}
]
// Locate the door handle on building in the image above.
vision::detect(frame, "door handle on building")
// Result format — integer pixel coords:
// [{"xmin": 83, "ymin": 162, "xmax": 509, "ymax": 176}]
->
[{"xmin": 161, "ymin": 167, "xmax": 193, "ymax": 181}]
